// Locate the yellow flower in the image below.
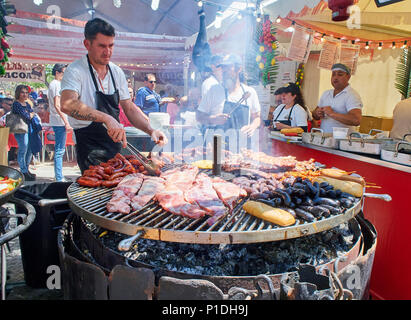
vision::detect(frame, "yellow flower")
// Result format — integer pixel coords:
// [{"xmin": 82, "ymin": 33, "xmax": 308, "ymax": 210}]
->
[
  {"xmin": 256, "ymin": 55, "xmax": 261, "ymax": 62},
  {"xmin": 271, "ymin": 58, "xmax": 276, "ymax": 66},
  {"xmin": 259, "ymin": 46, "xmax": 265, "ymax": 52},
  {"xmin": 259, "ymin": 62, "xmax": 265, "ymax": 69},
  {"xmin": 272, "ymin": 43, "xmax": 277, "ymax": 50}
]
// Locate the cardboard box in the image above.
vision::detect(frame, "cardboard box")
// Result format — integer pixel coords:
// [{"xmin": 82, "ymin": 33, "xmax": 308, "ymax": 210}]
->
[
  {"xmin": 0, "ymin": 127, "xmax": 9, "ymax": 166},
  {"xmin": 359, "ymin": 116, "xmax": 393, "ymax": 134}
]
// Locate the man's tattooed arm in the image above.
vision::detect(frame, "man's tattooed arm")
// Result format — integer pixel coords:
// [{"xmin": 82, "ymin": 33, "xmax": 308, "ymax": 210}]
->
[{"xmin": 70, "ymin": 109, "xmax": 97, "ymax": 121}]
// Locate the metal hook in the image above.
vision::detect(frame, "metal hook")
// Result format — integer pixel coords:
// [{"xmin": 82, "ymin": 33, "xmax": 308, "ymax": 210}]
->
[
  {"xmin": 227, "ymin": 287, "xmax": 256, "ymax": 300},
  {"xmin": 253, "ymin": 274, "xmax": 277, "ymax": 300}
]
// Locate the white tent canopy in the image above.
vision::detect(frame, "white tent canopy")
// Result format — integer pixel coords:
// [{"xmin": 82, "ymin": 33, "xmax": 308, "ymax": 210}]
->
[{"xmin": 5, "ymin": 13, "xmax": 187, "ymax": 70}]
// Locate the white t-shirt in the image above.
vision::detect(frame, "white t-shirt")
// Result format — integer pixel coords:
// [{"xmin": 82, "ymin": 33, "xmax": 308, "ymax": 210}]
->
[
  {"xmin": 48, "ymin": 79, "xmax": 67, "ymax": 126},
  {"xmin": 60, "ymin": 55, "xmax": 130, "ymax": 129},
  {"xmin": 198, "ymin": 82, "xmax": 261, "ymax": 125},
  {"xmin": 318, "ymin": 85, "xmax": 362, "ymax": 133},
  {"xmin": 198, "ymin": 75, "xmax": 225, "ymax": 115},
  {"xmin": 272, "ymin": 104, "xmax": 308, "ymax": 128}
]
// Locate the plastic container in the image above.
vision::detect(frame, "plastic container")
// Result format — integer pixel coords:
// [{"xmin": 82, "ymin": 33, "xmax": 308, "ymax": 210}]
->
[
  {"xmin": 149, "ymin": 112, "xmax": 170, "ymax": 130},
  {"xmin": 333, "ymin": 127, "xmax": 349, "ymax": 139},
  {"xmin": 14, "ymin": 182, "xmax": 72, "ymax": 288}
]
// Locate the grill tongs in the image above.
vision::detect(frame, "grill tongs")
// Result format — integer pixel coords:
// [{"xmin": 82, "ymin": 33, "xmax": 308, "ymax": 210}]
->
[{"xmin": 125, "ymin": 143, "xmax": 161, "ymax": 176}]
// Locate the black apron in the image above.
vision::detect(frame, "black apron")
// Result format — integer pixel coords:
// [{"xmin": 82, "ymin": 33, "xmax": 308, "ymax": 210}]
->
[
  {"xmin": 206, "ymin": 84, "xmax": 253, "ymax": 154},
  {"xmin": 273, "ymin": 104, "xmax": 295, "ymax": 130},
  {"xmin": 74, "ymin": 55, "xmax": 121, "ymax": 173},
  {"xmin": 222, "ymin": 84, "xmax": 250, "ymax": 131}
]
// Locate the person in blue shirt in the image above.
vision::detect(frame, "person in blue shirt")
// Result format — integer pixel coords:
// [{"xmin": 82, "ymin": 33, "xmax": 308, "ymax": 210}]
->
[{"xmin": 134, "ymin": 73, "xmax": 164, "ymax": 116}]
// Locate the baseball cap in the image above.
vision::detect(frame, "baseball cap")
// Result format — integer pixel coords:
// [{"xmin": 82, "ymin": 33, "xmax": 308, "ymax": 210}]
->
[
  {"xmin": 331, "ymin": 63, "xmax": 351, "ymax": 75},
  {"xmin": 210, "ymin": 54, "xmax": 223, "ymax": 66},
  {"xmin": 218, "ymin": 54, "xmax": 242, "ymax": 66}
]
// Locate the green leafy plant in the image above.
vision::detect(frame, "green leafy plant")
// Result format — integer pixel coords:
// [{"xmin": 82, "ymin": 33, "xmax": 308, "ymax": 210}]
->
[
  {"xmin": 395, "ymin": 48, "xmax": 411, "ymax": 99},
  {"xmin": 256, "ymin": 17, "xmax": 279, "ymax": 87}
]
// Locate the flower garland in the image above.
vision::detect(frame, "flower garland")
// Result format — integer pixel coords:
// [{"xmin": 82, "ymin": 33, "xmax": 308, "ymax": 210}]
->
[
  {"xmin": 0, "ymin": 9, "xmax": 12, "ymax": 76},
  {"xmin": 256, "ymin": 17, "xmax": 279, "ymax": 86},
  {"xmin": 295, "ymin": 63, "xmax": 305, "ymax": 88}
]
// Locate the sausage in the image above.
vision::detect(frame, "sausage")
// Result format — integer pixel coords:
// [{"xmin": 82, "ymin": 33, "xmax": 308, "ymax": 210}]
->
[
  {"xmin": 339, "ymin": 192, "xmax": 356, "ymax": 202},
  {"xmin": 129, "ymin": 159, "xmax": 141, "ymax": 166},
  {"xmin": 123, "ymin": 165, "xmax": 136, "ymax": 174},
  {"xmin": 83, "ymin": 169, "xmax": 99, "ymax": 176},
  {"xmin": 84, "ymin": 173, "xmax": 103, "ymax": 180},
  {"xmin": 104, "ymin": 166, "xmax": 114, "ymax": 175},
  {"xmin": 101, "ymin": 178, "xmax": 122, "ymax": 188},
  {"xmin": 302, "ymin": 196, "xmax": 314, "ymax": 207},
  {"xmin": 273, "ymin": 189, "xmax": 292, "ymax": 206},
  {"xmin": 303, "ymin": 180, "xmax": 317, "ymax": 196},
  {"xmin": 313, "ymin": 197, "xmax": 340, "ymax": 207},
  {"xmin": 113, "ymin": 163, "xmax": 126, "ymax": 172},
  {"xmin": 99, "ymin": 162, "xmax": 111, "ymax": 168},
  {"xmin": 108, "ymin": 171, "xmax": 128, "ymax": 180},
  {"xmin": 317, "ymin": 204, "xmax": 341, "ymax": 215},
  {"xmin": 295, "ymin": 208, "xmax": 315, "ymax": 222},
  {"xmin": 77, "ymin": 177, "xmax": 102, "ymax": 188},
  {"xmin": 339, "ymin": 198, "xmax": 353, "ymax": 208},
  {"xmin": 124, "ymin": 154, "xmax": 136, "ymax": 160},
  {"xmin": 299, "ymin": 205, "xmax": 329, "ymax": 218}
]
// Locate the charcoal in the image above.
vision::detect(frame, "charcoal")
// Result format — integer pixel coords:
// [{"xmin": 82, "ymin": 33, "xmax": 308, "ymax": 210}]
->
[{"xmin": 90, "ymin": 222, "xmax": 357, "ymax": 277}]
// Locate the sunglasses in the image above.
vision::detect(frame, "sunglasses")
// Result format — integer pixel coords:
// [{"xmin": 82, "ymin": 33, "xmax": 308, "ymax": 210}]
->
[{"xmin": 148, "ymin": 80, "xmax": 156, "ymax": 84}]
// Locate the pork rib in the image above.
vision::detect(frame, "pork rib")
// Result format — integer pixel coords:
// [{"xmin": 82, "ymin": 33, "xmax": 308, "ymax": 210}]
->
[
  {"xmin": 155, "ymin": 183, "xmax": 207, "ymax": 219},
  {"xmin": 185, "ymin": 173, "xmax": 227, "ymax": 220},
  {"xmin": 212, "ymin": 176, "xmax": 247, "ymax": 212},
  {"xmin": 106, "ymin": 173, "xmax": 145, "ymax": 214},
  {"xmin": 160, "ymin": 165, "xmax": 199, "ymax": 192},
  {"xmin": 131, "ymin": 176, "xmax": 165, "ymax": 211}
]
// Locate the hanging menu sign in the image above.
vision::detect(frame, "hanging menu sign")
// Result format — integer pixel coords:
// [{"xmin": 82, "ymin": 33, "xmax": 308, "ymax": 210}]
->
[
  {"xmin": 0, "ymin": 62, "xmax": 46, "ymax": 83},
  {"xmin": 318, "ymin": 36, "xmax": 341, "ymax": 70},
  {"xmin": 287, "ymin": 25, "xmax": 314, "ymax": 63},
  {"xmin": 339, "ymin": 43, "xmax": 360, "ymax": 75}
]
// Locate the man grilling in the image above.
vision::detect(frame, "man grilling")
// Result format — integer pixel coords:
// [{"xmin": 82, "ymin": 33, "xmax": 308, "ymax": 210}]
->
[
  {"xmin": 196, "ymin": 54, "xmax": 261, "ymax": 153},
  {"xmin": 60, "ymin": 18, "xmax": 167, "ymax": 173}
]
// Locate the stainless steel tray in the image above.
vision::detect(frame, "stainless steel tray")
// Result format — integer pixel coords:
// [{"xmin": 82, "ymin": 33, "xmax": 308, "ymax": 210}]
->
[
  {"xmin": 302, "ymin": 128, "xmax": 339, "ymax": 149},
  {"xmin": 339, "ymin": 131, "xmax": 395, "ymax": 155},
  {"xmin": 381, "ymin": 140, "xmax": 411, "ymax": 167}
]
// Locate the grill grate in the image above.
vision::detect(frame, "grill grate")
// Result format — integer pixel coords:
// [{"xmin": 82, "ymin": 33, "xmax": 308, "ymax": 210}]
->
[{"xmin": 67, "ymin": 180, "xmax": 362, "ymax": 244}]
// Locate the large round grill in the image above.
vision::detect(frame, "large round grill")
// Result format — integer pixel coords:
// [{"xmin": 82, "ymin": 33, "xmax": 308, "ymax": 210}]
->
[{"xmin": 67, "ymin": 180, "xmax": 362, "ymax": 244}]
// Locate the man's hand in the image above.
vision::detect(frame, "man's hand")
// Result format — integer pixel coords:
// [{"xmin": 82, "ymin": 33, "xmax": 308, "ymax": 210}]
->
[
  {"xmin": 240, "ymin": 122, "xmax": 258, "ymax": 137},
  {"xmin": 210, "ymin": 113, "xmax": 229, "ymax": 125},
  {"xmin": 104, "ymin": 116, "xmax": 127, "ymax": 148},
  {"xmin": 151, "ymin": 129, "xmax": 168, "ymax": 146},
  {"xmin": 64, "ymin": 122, "xmax": 73, "ymax": 131},
  {"xmin": 312, "ymin": 107, "xmax": 325, "ymax": 120},
  {"xmin": 322, "ymin": 106, "xmax": 335, "ymax": 117}
]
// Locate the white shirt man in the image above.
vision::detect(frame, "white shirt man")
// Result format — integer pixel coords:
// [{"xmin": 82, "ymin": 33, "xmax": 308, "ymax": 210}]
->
[
  {"xmin": 197, "ymin": 54, "xmax": 261, "ymax": 134},
  {"xmin": 390, "ymin": 97, "xmax": 411, "ymax": 141},
  {"xmin": 61, "ymin": 55, "xmax": 130, "ymax": 129},
  {"xmin": 313, "ymin": 63, "xmax": 363, "ymax": 133}
]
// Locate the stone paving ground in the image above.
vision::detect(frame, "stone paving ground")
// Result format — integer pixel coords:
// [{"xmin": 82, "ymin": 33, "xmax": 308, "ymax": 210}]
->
[{"xmin": 1, "ymin": 155, "xmax": 81, "ymax": 300}]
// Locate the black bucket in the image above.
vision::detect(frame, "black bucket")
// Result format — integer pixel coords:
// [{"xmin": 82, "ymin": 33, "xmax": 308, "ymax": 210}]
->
[{"xmin": 15, "ymin": 182, "xmax": 72, "ymax": 288}]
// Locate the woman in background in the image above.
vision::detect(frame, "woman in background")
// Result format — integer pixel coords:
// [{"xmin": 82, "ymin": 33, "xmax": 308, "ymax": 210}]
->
[
  {"xmin": 12, "ymin": 85, "xmax": 37, "ymax": 181},
  {"xmin": 272, "ymin": 82, "xmax": 311, "ymax": 132}
]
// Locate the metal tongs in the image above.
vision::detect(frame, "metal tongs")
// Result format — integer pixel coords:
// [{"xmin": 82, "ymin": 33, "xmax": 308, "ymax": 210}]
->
[
  {"xmin": 103, "ymin": 123, "xmax": 161, "ymax": 176},
  {"xmin": 126, "ymin": 143, "xmax": 161, "ymax": 176},
  {"xmin": 227, "ymin": 91, "xmax": 251, "ymax": 116}
]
